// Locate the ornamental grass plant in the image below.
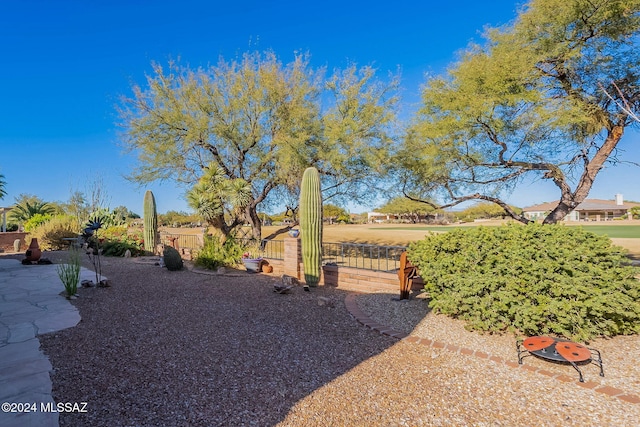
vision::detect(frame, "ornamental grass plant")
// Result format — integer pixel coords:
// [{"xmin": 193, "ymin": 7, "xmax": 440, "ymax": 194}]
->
[{"xmin": 57, "ymin": 247, "xmax": 81, "ymax": 298}]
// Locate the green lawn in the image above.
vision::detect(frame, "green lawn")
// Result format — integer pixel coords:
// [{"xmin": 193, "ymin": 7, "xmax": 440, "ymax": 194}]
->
[{"xmin": 375, "ymin": 224, "xmax": 640, "ymax": 239}]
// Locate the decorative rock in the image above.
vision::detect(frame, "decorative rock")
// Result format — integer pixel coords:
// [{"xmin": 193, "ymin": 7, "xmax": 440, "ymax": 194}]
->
[
  {"xmin": 282, "ymin": 275, "xmax": 300, "ymax": 287},
  {"xmin": 81, "ymin": 280, "xmax": 95, "ymax": 288},
  {"xmin": 317, "ymin": 297, "xmax": 334, "ymax": 307},
  {"xmin": 273, "ymin": 284, "xmax": 293, "ymax": 294},
  {"xmin": 124, "ymin": 249, "xmax": 131, "ymax": 258}
]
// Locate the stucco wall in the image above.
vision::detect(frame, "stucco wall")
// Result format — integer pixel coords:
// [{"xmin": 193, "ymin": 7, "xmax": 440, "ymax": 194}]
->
[{"xmin": 0, "ymin": 232, "xmax": 28, "ymax": 253}]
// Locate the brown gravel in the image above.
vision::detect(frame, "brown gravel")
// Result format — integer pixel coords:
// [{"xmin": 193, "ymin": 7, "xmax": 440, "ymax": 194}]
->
[
  {"xmin": 8, "ymin": 252, "xmax": 638, "ymax": 426},
  {"xmin": 34, "ymin": 253, "xmax": 396, "ymax": 427}
]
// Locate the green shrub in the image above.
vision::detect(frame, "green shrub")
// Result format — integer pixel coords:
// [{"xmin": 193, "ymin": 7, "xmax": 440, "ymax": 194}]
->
[
  {"xmin": 194, "ymin": 236, "xmax": 247, "ymax": 270},
  {"xmin": 101, "ymin": 241, "xmax": 145, "ymax": 257},
  {"xmin": 100, "ymin": 226, "xmax": 144, "ymax": 257},
  {"xmin": 163, "ymin": 245, "xmax": 183, "ymax": 271},
  {"xmin": 408, "ymin": 223, "xmax": 640, "ymax": 341},
  {"xmin": 28, "ymin": 215, "xmax": 80, "ymax": 250},
  {"xmin": 24, "ymin": 213, "xmax": 53, "ymax": 232}
]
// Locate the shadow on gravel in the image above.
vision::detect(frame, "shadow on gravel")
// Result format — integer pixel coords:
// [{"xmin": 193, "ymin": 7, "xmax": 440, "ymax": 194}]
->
[{"xmin": 33, "ymin": 255, "xmax": 400, "ymax": 427}]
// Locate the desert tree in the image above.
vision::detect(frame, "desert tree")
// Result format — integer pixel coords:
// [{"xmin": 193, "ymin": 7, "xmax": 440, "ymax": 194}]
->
[
  {"xmin": 396, "ymin": 0, "xmax": 640, "ymax": 224},
  {"xmin": 377, "ymin": 196, "xmax": 440, "ymax": 223},
  {"xmin": 120, "ymin": 50, "xmax": 399, "ymax": 240}
]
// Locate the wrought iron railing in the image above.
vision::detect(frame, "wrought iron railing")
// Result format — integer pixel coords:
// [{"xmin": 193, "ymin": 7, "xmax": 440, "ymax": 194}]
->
[
  {"xmin": 322, "ymin": 242, "xmax": 407, "ymax": 272},
  {"xmin": 159, "ymin": 232, "xmax": 204, "ymax": 250},
  {"xmin": 157, "ymin": 234, "xmax": 404, "ymax": 270},
  {"xmin": 257, "ymin": 239, "xmax": 284, "ymax": 260},
  {"xmin": 238, "ymin": 238, "xmax": 285, "ymax": 260}
]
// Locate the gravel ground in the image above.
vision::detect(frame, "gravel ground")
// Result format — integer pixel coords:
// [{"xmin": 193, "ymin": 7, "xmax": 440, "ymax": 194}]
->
[
  {"xmin": 4, "ymin": 252, "xmax": 638, "ymax": 426},
  {"xmin": 356, "ymin": 292, "xmax": 640, "ymax": 398}
]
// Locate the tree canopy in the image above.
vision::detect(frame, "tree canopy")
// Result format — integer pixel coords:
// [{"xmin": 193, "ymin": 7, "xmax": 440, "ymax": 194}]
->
[
  {"xmin": 120, "ymin": 51, "xmax": 399, "ymax": 239},
  {"xmin": 396, "ymin": 0, "xmax": 640, "ymax": 224},
  {"xmin": 9, "ymin": 195, "xmax": 56, "ymax": 224},
  {"xmin": 323, "ymin": 203, "xmax": 350, "ymax": 224}
]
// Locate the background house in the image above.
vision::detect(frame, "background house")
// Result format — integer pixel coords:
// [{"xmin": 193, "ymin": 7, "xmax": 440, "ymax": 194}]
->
[{"xmin": 523, "ymin": 194, "xmax": 639, "ymax": 221}]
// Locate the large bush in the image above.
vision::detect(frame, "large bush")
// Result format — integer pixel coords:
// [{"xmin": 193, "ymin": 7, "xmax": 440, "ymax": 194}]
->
[
  {"xmin": 27, "ymin": 215, "xmax": 80, "ymax": 250},
  {"xmin": 194, "ymin": 236, "xmax": 248, "ymax": 270},
  {"xmin": 100, "ymin": 226, "xmax": 145, "ymax": 257},
  {"xmin": 408, "ymin": 224, "xmax": 640, "ymax": 341},
  {"xmin": 24, "ymin": 213, "xmax": 53, "ymax": 232}
]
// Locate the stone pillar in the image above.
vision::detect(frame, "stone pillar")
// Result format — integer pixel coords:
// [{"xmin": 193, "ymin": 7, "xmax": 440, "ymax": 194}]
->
[{"xmin": 284, "ymin": 237, "xmax": 302, "ymax": 280}]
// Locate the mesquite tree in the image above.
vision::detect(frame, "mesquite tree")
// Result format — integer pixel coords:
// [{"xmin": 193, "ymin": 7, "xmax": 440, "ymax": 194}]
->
[
  {"xmin": 120, "ymin": 50, "xmax": 398, "ymax": 240},
  {"xmin": 396, "ymin": 0, "xmax": 640, "ymax": 224}
]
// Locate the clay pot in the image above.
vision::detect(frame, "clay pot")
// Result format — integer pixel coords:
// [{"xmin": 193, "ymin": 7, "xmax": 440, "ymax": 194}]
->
[{"xmin": 25, "ymin": 238, "xmax": 42, "ymax": 262}]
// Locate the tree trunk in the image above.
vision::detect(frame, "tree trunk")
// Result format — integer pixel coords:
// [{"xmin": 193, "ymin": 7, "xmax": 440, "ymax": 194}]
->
[
  {"xmin": 543, "ymin": 125, "xmax": 624, "ymax": 224},
  {"xmin": 262, "ymin": 222, "xmax": 300, "ymax": 241},
  {"xmin": 245, "ymin": 205, "xmax": 262, "ymax": 240},
  {"xmin": 207, "ymin": 213, "xmax": 233, "ymax": 244}
]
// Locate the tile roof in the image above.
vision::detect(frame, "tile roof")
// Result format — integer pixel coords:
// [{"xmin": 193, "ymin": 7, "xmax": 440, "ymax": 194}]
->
[{"xmin": 524, "ymin": 199, "xmax": 640, "ymax": 212}]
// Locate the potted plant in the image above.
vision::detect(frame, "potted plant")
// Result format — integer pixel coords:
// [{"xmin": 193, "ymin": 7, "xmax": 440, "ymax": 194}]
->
[{"xmin": 241, "ymin": 252, "xmax": 262, "ymax": 273}]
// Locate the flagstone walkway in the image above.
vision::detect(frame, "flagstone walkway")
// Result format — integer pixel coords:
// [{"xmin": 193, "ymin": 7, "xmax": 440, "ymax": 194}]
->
[{"xmin": 0, "ymin": 259, "xmax": 99, "ymax": 427}]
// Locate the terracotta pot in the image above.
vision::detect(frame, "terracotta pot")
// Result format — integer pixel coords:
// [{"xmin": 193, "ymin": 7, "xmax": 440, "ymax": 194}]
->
[{"xmin": 25, "ymin": 238, "xmax": 42, "ymax": 262}]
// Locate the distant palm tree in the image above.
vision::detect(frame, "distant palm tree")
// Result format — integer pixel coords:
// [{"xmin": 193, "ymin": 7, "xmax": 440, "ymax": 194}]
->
[
  {"xmin": 9, "ymin": 200, "xmax": 55, "ymax": 224},
  {"xmin": 0, "ymin": 173, "xmax": 6, "ymax": 200}
]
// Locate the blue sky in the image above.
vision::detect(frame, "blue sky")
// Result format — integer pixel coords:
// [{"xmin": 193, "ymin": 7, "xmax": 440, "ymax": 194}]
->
[{"xmin": 1, "ymin": 0, "xmax": 638, "ymax": 215}]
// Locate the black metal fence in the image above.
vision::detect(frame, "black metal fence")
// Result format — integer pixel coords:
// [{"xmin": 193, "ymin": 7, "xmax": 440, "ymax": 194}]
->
[
  {"xmin": 237, "ymin": 238, "xmax": 285, "ymax": 260},
  {"xmin": 157, "ymin": 234, "xmax": 404, "ymax": 271},
  {"xmin": 159, "ymin": 232, "xmax": 203, "ymax": 250},
  {"xmin": 258, "ymin": 239, "xmax": 285, "ymax": 260},
  {"xmin": 322, "ymin": 242, "xmax": 407, "ymax": 272}
]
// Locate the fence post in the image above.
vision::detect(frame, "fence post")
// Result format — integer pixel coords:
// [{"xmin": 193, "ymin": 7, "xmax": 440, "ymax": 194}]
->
[{"xmin": 284, "ymin": 237, "xmax": 302, "ymax": 280}]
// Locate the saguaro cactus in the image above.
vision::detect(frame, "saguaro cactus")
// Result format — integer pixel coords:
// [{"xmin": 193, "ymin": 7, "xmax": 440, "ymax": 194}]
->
[
  {"xmin": 299, "ymin": 167, "xmax": 323, "ymax": 286},
  {"xmin": 143, "ymin": 190, "xmax": 158, "ymax": 254}
]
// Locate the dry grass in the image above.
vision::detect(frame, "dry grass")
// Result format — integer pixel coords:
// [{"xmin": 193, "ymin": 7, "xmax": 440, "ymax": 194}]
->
[{"xmin": 161, "ymin": 220, "xmax": 640, "ymax": 257}]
